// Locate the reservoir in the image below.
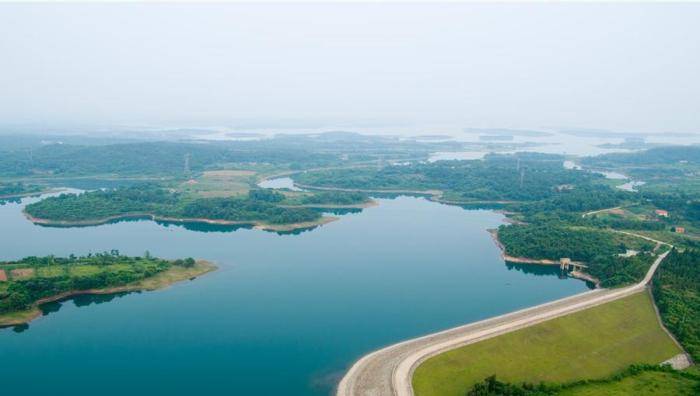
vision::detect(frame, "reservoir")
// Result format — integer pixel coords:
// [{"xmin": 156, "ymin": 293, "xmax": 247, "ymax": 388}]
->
[{"xmin": 0, "ymin": 193, "xmax": 588, "ymax": 395}]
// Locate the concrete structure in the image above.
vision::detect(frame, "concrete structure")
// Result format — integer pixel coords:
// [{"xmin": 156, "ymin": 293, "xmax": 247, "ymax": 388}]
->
[
  {"xmin": 655, "ymin": 209, "xmax": 669, "ymax": 217},
  {"xmin": 337, "ymin": 232, "xmax": 673, "ymax": 396},
  {"xmin": 559, "ymin": 258, "xmax": 587, "ymax": 271}
]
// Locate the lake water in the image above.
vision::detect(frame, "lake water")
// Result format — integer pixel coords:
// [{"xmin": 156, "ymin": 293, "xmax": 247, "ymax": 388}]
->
[{"xmin": 0, "ymin": 194, "xmax": 589, "ymax": 395}]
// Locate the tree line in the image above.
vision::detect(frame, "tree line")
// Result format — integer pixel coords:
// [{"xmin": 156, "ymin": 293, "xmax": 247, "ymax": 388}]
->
[{"xmin": 0, "ymin": 252, "xmax": 193, "ymax": 315}]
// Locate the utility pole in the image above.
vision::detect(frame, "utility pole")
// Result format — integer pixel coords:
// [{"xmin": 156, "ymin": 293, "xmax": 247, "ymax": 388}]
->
[{"xmin": 520, "ymin": 168, "xmax": 525, "ymax": 189}]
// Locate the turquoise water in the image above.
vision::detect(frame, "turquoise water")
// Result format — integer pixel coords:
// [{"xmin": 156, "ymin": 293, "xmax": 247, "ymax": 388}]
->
[{"xmin": 0, "ymin": 194, "xmax": 588, "ymax": 395}]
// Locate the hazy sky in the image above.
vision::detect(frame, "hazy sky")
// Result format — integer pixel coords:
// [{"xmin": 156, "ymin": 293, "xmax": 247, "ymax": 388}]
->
[{"xmin": 1, "ymin": 2, "xmax": 699, "ymax": 133}]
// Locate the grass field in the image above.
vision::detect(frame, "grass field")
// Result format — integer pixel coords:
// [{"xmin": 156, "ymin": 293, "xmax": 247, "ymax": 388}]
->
[
  {"xmin": 413, "ymin": 291, "xmax": 682, "ymax": 396},
  {"xmin": 37, "ymin": 266, "xmax": 66, "ymax": 278},
  {"xmin": 559, "ymin": 370, "xmax": 699, "ymax": 395},
  {"xmin": 179, "ymin": 170, "xmax": 255, "ymax": 197},
  {"xmin": 0, "ymin": 260, "xmax": 216, "ymax": 327}
]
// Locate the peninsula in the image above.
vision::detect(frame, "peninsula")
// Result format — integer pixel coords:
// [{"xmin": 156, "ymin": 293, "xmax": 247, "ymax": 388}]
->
[{"xmin": 22, "ymin": 185, "xmax": 368, "ymax": 232}]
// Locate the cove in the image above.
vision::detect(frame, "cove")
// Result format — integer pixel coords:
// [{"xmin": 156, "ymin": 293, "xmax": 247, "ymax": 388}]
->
[{"xmin": 0, "ymin": 194, "xmax": 588, "ymax": 395}]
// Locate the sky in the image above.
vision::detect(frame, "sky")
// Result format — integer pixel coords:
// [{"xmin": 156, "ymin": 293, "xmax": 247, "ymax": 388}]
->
[{"xmin": 1, "ymin": 2, "xmax": 699, "ymax": 134}]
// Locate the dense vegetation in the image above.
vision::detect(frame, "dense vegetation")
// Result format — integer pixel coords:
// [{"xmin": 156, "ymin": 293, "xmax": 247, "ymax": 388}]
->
[
  {"xmin": 0, "ymin": 182, "xmax": 41, "ymax": 197},
  {"xmin": 642, "ymin": 191, "xmax": 700, "ymax": 224},
  {"xmin": 0, "ymin": 252, "xmax": 193, "ymax": 314},
  {"xmin": 497, "ymin": 224, "xmax": 657, "ymax": 287},
  {"xmin": 464, "ymin": 365, "xmax": 700, "ymax": 395},
  {"xmin": 497, "ymin": 225, "xmax": 622, "ymax": 262},
  {"xmin": 582, "ymin": 146, "xmax": 700, "ymax": 168},
  {"xmin": 179, "ymin": 195, "xmax": 319, "ymax": 224},
  {"xmin": 0, "ymin": 133, "xmax": 462, "ymax": 177},
  {"xmin": 515, "ymin": 184, "xmax": 630, "ymax": 216},
  {"xmin": 296, "ymin": 153, "xmax": 603, "ymax": 202},
  {"xmin": 25, "ymin": 185, "xmax": 322, "ymax": 225},
  {"xmin": 653, "ymin": 249, "xmax": 700, "ymax": 361},
  {"xmin": 297, "ymin": 191, "xmax": 368, "ymax": 205}
]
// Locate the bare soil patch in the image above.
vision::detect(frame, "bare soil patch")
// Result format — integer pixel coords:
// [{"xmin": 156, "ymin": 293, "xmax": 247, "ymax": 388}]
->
[{"xmin": 10, "ymin": 268, "xmax": 35, "ymax": 280}]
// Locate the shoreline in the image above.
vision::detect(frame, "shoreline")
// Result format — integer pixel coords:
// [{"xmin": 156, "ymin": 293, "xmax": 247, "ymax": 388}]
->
[
  {"xmin": 279, "ymin": 199, "xmax": 379, "ymax": 209},
  {"xmin": 253, "ymin": 216, "xmax": 339, "ymax": 231},
  {"xmin": 293, "ymin": 182, "xmax": 519, "ymax": 207},
  {"xmin": 0, "ymin": 188, "xmax": 58, "ymax": 200},
  {"xmin": 337, "ymin": 243, "xmax": 673, "ymax": 396},
  {"xmin": 0, "ymin": 260, "xmax": 217, "ymax": 327},
  {"xmin": 488, "ymin": 229, "xmax": 598, "ymax": 285},
  {"xmin": 294, "ymin": 182, "xmax": 442, "ymax": 197},
  {"xmin": 22, "ymin": 210, "xmax": 338, "ymax": 232}
]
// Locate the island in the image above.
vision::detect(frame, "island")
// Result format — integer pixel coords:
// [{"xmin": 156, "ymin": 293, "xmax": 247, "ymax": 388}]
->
[{"xmin": 0, "ymin": 252, "xmax": 216, "ymax": 326}]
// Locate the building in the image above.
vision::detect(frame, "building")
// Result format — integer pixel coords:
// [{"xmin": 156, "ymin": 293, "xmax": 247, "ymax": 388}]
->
[
  {"xmin": 559, "ymin": 258, "xmax": 571, "ymax": 270},
  {"xmin": 655, "ymin": 209, "xmax": 669, "ymax": 217},
  {"xmin": 674, "ymin": 227, "xmax": 686, "ymax": 234}
]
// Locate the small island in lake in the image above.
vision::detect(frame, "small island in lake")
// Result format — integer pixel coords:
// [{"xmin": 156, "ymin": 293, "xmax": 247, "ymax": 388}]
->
[{"xmin": 0, "ymin": 253, "xmax": 216, "ymax": 326}]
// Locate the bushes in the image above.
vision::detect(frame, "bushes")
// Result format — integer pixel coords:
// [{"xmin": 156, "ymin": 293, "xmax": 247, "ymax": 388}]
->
[
  {"xmin": 497, "ymin": 224, "xmax": 658, "ymax": 287},
  {"xmin": 497, "ymin": 225, "xmax": 621, "ymax": 263},
  {"xmin": 299, "ymin": 191, "xmax": 368, "ymax": 205},
  {"xmin": 0, "ymin": 182, "xmax": 41, "ymax": 197},
  {"xmin": 465, "ymin": 365, "xmax": 700, "ymax": 396},
  {"xmin": 0, "ymin": 253, "xmax": 172, "ymax": 314},
  {"xmin": 25, "ymin": 184, "xmax": 322, "ymax": 225},
  {"xmin": 653, "ymin": 249, "xmax": 700, "ymax": 361},
  {"xmin": 295, "ymin": 155, "xmax": 601, "ymax": 202},
  {"xmin": 181, "ymin": 196, "xmax": 319, "ymax": 224}
]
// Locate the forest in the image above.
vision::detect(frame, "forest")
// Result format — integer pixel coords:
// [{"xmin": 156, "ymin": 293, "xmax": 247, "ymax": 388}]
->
[
  {"xmin": 24, "ymin": 185, "xmax": 323, "ymax": 225},
  {"xmin": 296, "ymin": 153, "xmax": 603, "ymax": 202},
  {"xmin": 0, "ymin": 133, "xmax": 461, "ymax": 178},
  {"xmin": 497, "ymin": 224, "xmax": 657, "ymax": 287},
  {"xmin": 297, "ymin": 191, "xmax": 369, "ymax": 205},
  {"xmin": 0, "ymin": 182, "xmax": 41, "ymax": 197},
  {"xmin": 653, "ymin": 249, "xmax": 700, "ymax": 361},
  {"xmin": 497, "ymin": 224, "xmax": 623, "ymax": 262},
  {"xmin": 582, "ymin": 146, "xmax": 700, "ymax": 168},
  {"xmin": 0, "ymin": 252, "xmax": 192, "ymax": 315}
]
